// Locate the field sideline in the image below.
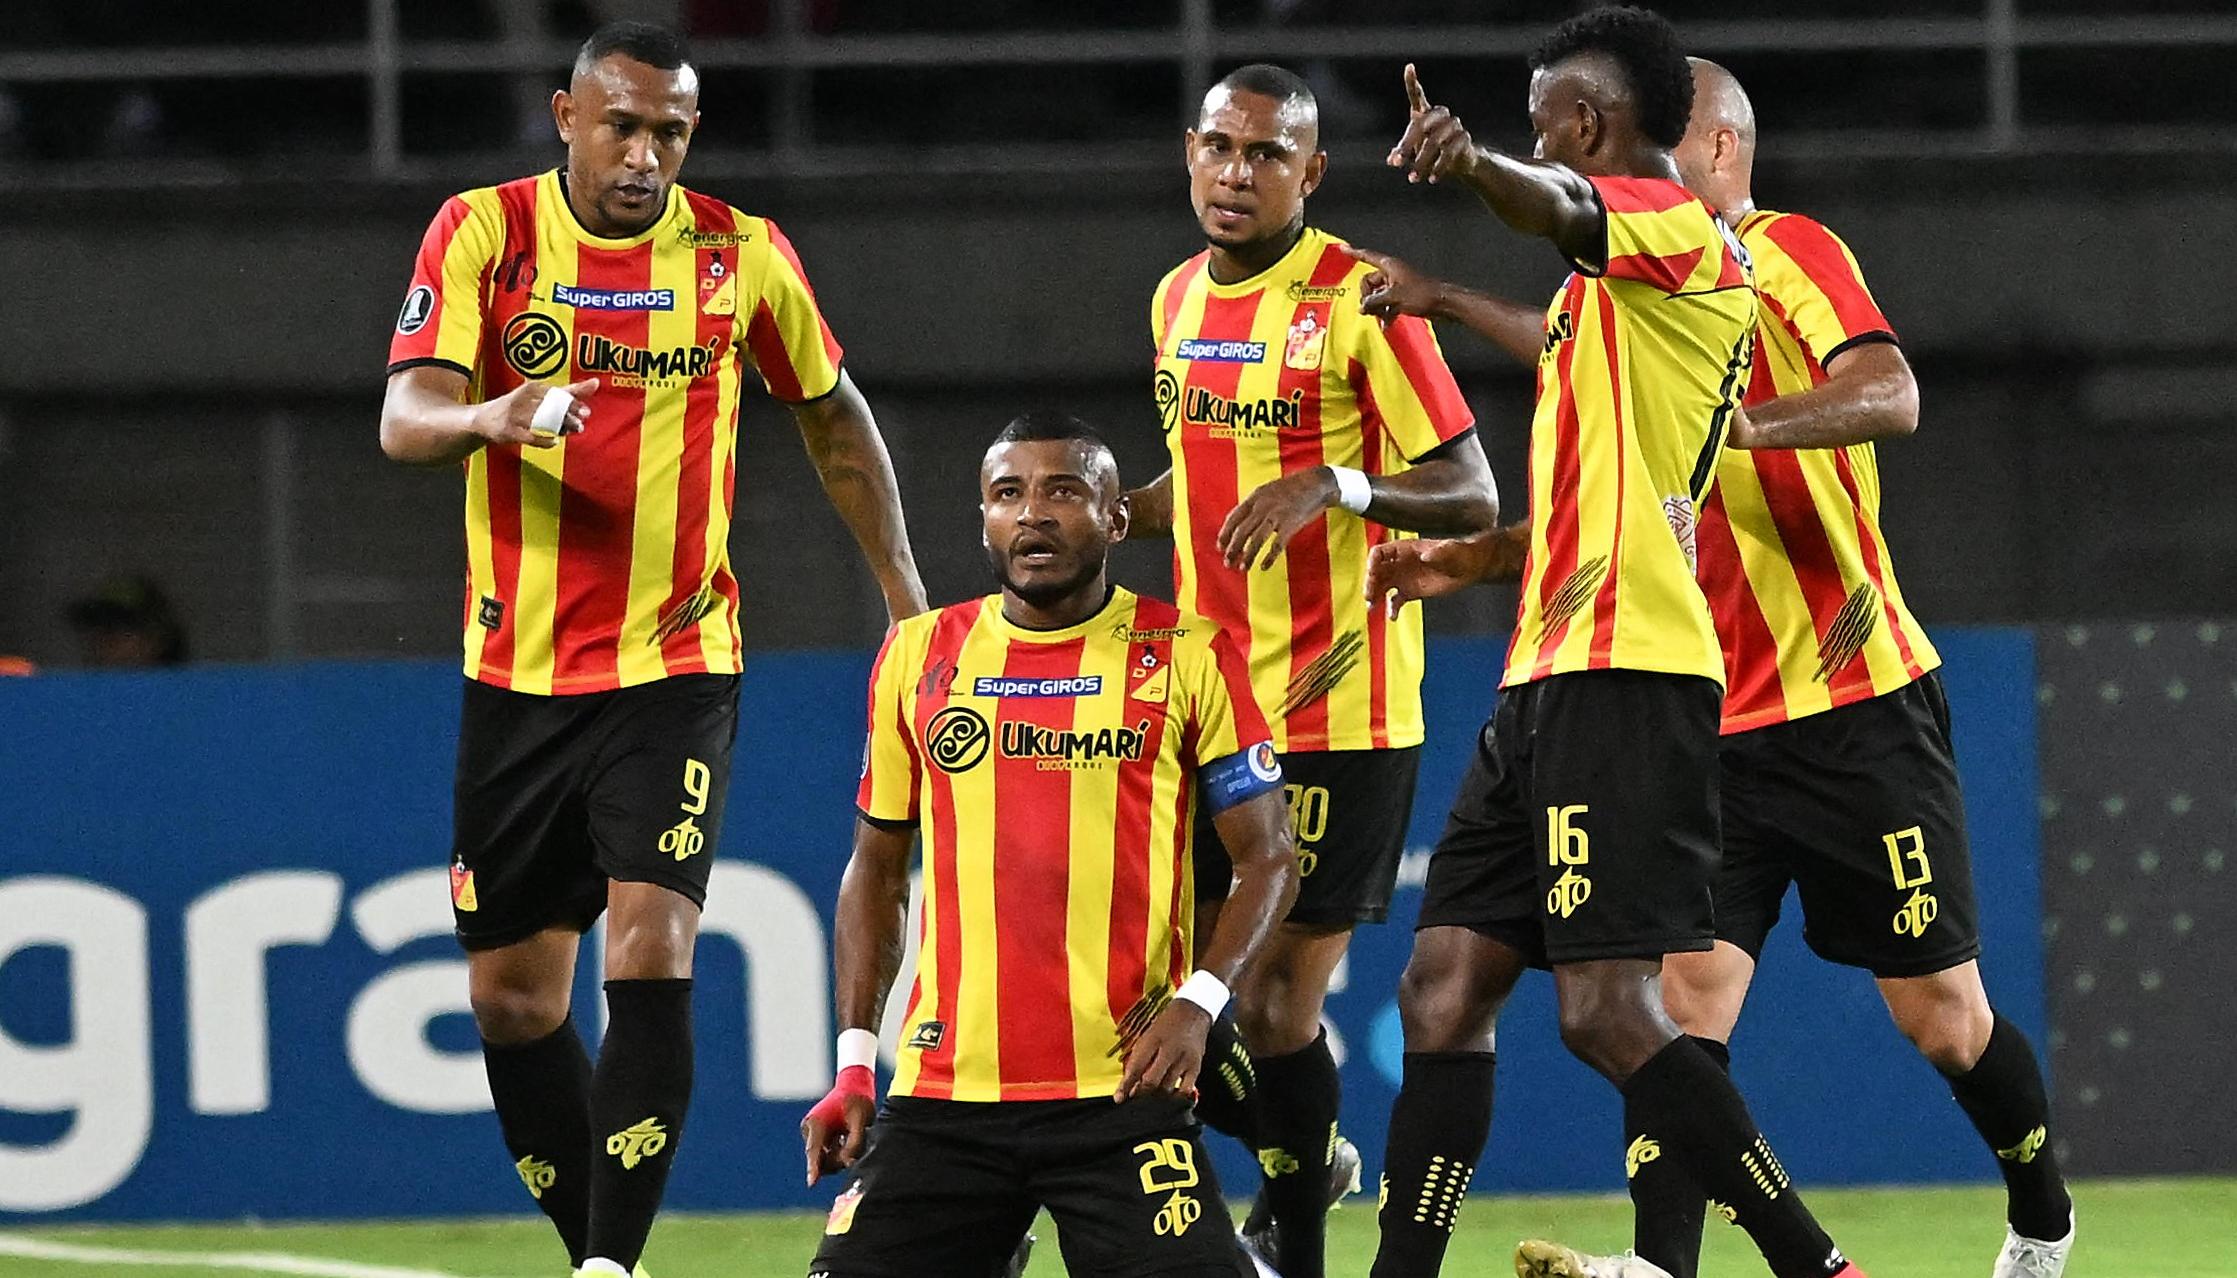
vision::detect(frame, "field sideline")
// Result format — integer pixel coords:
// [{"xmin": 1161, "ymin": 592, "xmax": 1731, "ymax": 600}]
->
[{"xmin": 2, "ymin": 1177, "xmax": 2222, "ymax": 1278}]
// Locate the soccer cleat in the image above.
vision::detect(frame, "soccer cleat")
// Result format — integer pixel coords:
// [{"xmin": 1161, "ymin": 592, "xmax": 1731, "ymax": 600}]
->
[
  {"xmin": 1991, "ymin": 1221, "xmax": 2074, "ymax": 1278},
  {"xmin": 998, "ymin": 1231, "xmax": 1035, "ymax": 1278},
  {"xmin": 1514, "ymin": 1239, "xmax": 1674, "ymax": 1278},
  {"xmin": 1328, "ymin": 1135, "xmax": 1364, "ymax": 1205}
]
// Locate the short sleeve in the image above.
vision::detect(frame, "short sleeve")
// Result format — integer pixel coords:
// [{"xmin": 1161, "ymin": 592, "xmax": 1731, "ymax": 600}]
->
[
  {"xmin": 1343, "ymin": 307, "xmax": 1475, "ymax": 465},
  {"xmin": 1576, "ymin": 176, "xmax": 1743, "ymax": 296},
  {"xmin": 1752, "ymin": 215, "xmax": 1897, "ymax": 367},
  {"xmin": 387, "ymin": 192, "xmax": 502, "ymax": 377},
  {"xmin": 1183, "ymin": 629, "xmax": 1275, "ymax": 762},
  {"xmin": 742, "ymin": 218, "xmax": 846, "ymax": 404},
  {"xmin": 854, "ymin": 624, "xmax": 922, "ymax": 826}
]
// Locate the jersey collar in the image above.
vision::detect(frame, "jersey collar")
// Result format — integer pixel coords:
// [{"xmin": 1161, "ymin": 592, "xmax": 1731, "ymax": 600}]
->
[
  {"xmin": 542, "ymin": 169, "xmax": 687, "ymax": 250},
  {"xmin": 1201, "ymin": 226, "xmax": 1325, "ymax": 298},
  {"xmin": 986, "ymin": 587, "xmax": 1133, "ymax": 644}
]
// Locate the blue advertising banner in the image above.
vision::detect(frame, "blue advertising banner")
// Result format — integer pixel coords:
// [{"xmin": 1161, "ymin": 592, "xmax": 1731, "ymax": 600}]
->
[{"xmin": 0, "ymin": 631, "xmax": 2040, "ymax": 1222}]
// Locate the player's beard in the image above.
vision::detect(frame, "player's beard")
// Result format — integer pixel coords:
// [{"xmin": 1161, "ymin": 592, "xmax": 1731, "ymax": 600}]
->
[{"xmin": 989, "ymin": 542, "xmax": 1106, "ymax": 612}]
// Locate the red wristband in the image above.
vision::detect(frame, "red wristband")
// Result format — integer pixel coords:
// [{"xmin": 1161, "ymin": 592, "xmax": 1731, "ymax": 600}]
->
[{"xmin": 806, "ymin": 1064, "xmax": 875, "ymax": 1129}]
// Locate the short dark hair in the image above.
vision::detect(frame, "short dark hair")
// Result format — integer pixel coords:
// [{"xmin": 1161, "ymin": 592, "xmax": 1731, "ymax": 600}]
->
[
  {"xmin": 575, "ymin": 21, "xmax": 693, "ymax": 78},
  {"xmin": 1214, "ymin": 62, "xmax": 1316, "ymax": 116},
  {"xmin": 1528, "ymin": 5, "xmax": 1693, "ymax": 149},
  {"xmin": 994, "ymin": 410, "xmax": 1109, "ymax": 451}
]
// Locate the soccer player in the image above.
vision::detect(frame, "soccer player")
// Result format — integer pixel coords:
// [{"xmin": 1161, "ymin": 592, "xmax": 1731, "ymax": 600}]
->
[
  {"xmin": 1359, "ymin": 55, "xmax": 2074, "ymax": 1278},
  {"xmin": 1345, "ymin": 9, "xmax": 1875, "ymax": 1278},
  {"xmin": 1128, "ymin": 62, "xmax": 1497, "ymax": 1277},
  {"xmin": 378, "ymin": 23, "xmax": 925, "ymax": 1278},
  {"xmin": 797, "ymin": 411, "xmax": 1300, "ymax": 1278}
]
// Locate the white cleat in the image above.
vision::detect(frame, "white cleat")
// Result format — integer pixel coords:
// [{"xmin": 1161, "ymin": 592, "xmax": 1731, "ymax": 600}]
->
[
  {"xmin": 1992, "ymin": 1222, "xmax": 2074, "ymax": 1278},
  {"xmin": 1514, "ymin": 1239, "xmax": 1674, "ymax": 1278}
]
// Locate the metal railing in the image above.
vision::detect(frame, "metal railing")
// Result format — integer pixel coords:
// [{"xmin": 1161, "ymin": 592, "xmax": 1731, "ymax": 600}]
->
[{"xmin": 2, "ymin": 1, "xmax": 2233, "ymax": 187}]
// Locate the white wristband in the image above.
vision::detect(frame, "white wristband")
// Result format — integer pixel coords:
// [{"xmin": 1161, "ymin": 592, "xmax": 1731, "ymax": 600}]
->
[
  {"xmin": 529, "ymin": 386, "xmax": 575, "ymax": 437},
  {"xmin": 1174, "ymin": 970, "xmax": 1231, "ymax": 1019},
  {"xmin": 1329, "ymin": 465, "xmax": 1372, "ymax": 515},
  {"xmin": 836, "ymin": 1027, "xmax": 879, "ymax": 1074}
]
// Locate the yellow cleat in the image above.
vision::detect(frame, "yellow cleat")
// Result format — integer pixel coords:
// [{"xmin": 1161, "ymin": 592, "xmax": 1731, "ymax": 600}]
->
[{"xmin": 1515, "ymin": 1239, "xmax": 1673, "ymax": 1278}]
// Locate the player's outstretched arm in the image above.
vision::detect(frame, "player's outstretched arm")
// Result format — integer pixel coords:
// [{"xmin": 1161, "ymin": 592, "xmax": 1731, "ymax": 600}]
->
[
  {"xmin": 1116, "ymin": 790, "xmax": 1297, "ymax": 1102},
  {"xmin": 1726, "ymin": 341, "xmax": 1919, "ymax": 450},
  {"xmin": 1216, "ymin": 435, "xmax": 1498, "ymax": 571},
  {"xmin": 802, "ymin": 816, "xmax": 913, "ymax": 1184},
  {"xmin": 1364, "ymin": 522, "xmax": 1532, "ymax": 616},
  {"xmin": 1385, "ymin": 64, "xmax": 1604, "ymax": 270},
  {"xmin": 1124, "ymin": 469, "xmax": 1176, "ymax": 539},
  {"xmin": 378, "ymin": 366, "xmax": 596, "ymax": 468},
  {"xmin": 1348, "ymin": 246, "xmax": 1547, "ymax": 369},
  {"xmin": 789, "ymin": 372, "xmax": 930, "ymax": 623}
]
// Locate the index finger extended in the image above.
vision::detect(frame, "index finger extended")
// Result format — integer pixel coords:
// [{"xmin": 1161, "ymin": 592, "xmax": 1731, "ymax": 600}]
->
[
  {"xmin": 1341, "ymin": 244, "xmax": 1394, "ymax": 271},
  {"xmin": 1403, "ymin": 62, "xmax": 1430, "ymax": 113}
]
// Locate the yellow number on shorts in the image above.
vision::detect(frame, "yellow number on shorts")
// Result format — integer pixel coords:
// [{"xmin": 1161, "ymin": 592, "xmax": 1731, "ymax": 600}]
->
[
  {"xmin": 1284, "ymin": 784, "xmax": 1330, "ymax": 845},
  {"xmin": 1546, "ymin": 805, "xmax": 1590, "ymax": 866},
  {"xmin": 1133, "ymin": 1138, "xmax": 1201, "ymax": 1194},
  {"xmin": 1883, "ymin": 827, "xmax": 1932, "ymax": 889},
  {"xmin": 681, "ymin": 758, "xmax": 711, "ymax": 816}
]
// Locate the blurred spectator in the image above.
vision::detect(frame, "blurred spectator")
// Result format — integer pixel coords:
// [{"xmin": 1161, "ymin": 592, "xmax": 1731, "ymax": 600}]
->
[{"xmin": 66, "ymin": 576, "xmax": 190, "ymax": 669}]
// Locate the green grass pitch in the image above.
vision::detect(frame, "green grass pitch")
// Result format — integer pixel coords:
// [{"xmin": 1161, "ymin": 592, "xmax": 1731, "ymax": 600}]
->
[{"xmin": 5, "ymin": 1178, "xmax": 2222, "ymax": 1277}]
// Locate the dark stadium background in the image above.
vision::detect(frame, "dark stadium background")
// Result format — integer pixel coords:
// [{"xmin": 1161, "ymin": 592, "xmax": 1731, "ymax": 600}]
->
[{"xmin": 1, "ymin": 0, "xmax": 2230, "ymax": 1225}]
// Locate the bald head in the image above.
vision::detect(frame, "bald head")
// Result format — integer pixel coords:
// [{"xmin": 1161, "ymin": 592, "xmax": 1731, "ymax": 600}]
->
[
  {"xmin": 1200, "ymin": 63, "xmax": 1319, "ymax": 152},
  {"xmin": 1673, "ymin": 57, "xmax": 1757, "ymax": 217}
]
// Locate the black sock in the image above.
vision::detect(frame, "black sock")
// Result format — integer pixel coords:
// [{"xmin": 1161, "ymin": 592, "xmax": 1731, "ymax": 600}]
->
[
  {"xmin": 1194, "ymin": 1012, "xmax": 1263, "ymax": 1149},
  {"xmin": 483, "ymin": 1016, "xmax": 595, "ymax": 1265},
  {"xmin": 1628, "ymin": 1037, "xmax": 1727, "ymax": 1278},
  {"xmin": 1942, "ymin": 1014, "xmax": 2072, "ymax": 1241},
  {"xmin": 585, "ymin": 979, "xmax": 694, "ymax": 1270},
  {"xmin": 1370, "ymin": 1051, "xmax": 1495, "ymax": 1278},
  {"xmin": 1623, "ymin": 1037, "xmax": 1846, "ymax": 1278},
  {"xmin": 1252, "ymin": 1029, "xmax": 1340, "ymax": 1278}
]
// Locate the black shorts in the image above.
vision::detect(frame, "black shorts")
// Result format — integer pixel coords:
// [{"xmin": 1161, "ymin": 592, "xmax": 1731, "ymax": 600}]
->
[
  {"xmin": 1715, "ymin": 672, "xmax": 1980, "ymax": 979},
  {"xmin": 449, "ymin": 674, "xmax": 738, "ymax": 951},
  {"xmin": 1415, "ymin": 670, "xmax": 1721, "ymax": 967},
  {"xmin": 809, "ymin": 1095, "xmax": 1245, "ymax": 1278},
  {"xmin": 1192, "ymin": 747, "xmax": 1420, "ymax": 927}
]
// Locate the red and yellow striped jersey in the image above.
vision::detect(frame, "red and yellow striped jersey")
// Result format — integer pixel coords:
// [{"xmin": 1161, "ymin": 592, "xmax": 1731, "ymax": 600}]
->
[
  {"xmin": 1504, "ymin": 176, "xmax": 1756, "ymax": 690},
  {"xmin": 1697, "ymin": 210, "xmax": 1939, "ymax": 734},
  {"xmin": 1151, "ymin": 227, "xmax": 1475, "ymax": 754},
  {"xmin": 387, "ymin": 170, "xmax": 843, "ymax": 695},
  {"xmin": 856, "ymin": 589, "xmax": 1273, "ymax": 1102}
]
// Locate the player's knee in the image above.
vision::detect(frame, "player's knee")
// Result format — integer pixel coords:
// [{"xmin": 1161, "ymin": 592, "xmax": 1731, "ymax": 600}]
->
[
  {"xmin": 1554, "ymin": 977, "xmax": 1666, "ymax": 1080},
  {"xmin": 468, "ymin": 980, "xmax": 569, "ymax": 1045},
  {"xmin": 604, "ymin": 885, "xmax": 700, "ymax": 980},
  {"xmin": 1396, "ymin": 938, "xmax": 1506, "ymax": 1051},
  {"xmin": 1893, "ymin": 988, "xmax": 1993, "ymax": 1072}
]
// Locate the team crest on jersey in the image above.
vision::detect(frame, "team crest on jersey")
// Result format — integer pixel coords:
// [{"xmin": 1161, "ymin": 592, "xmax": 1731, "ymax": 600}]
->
[
  {"xmin": 700, "ymin": 250, "xmax": 736, "ymax": 316},
  {"xmin": 1283, "ymin": 312, "xmax": 1327, "ymax": 371},
  {"xmin": 1129, "ymin": 650, "xmax": 1170, "ymax": 705}
]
